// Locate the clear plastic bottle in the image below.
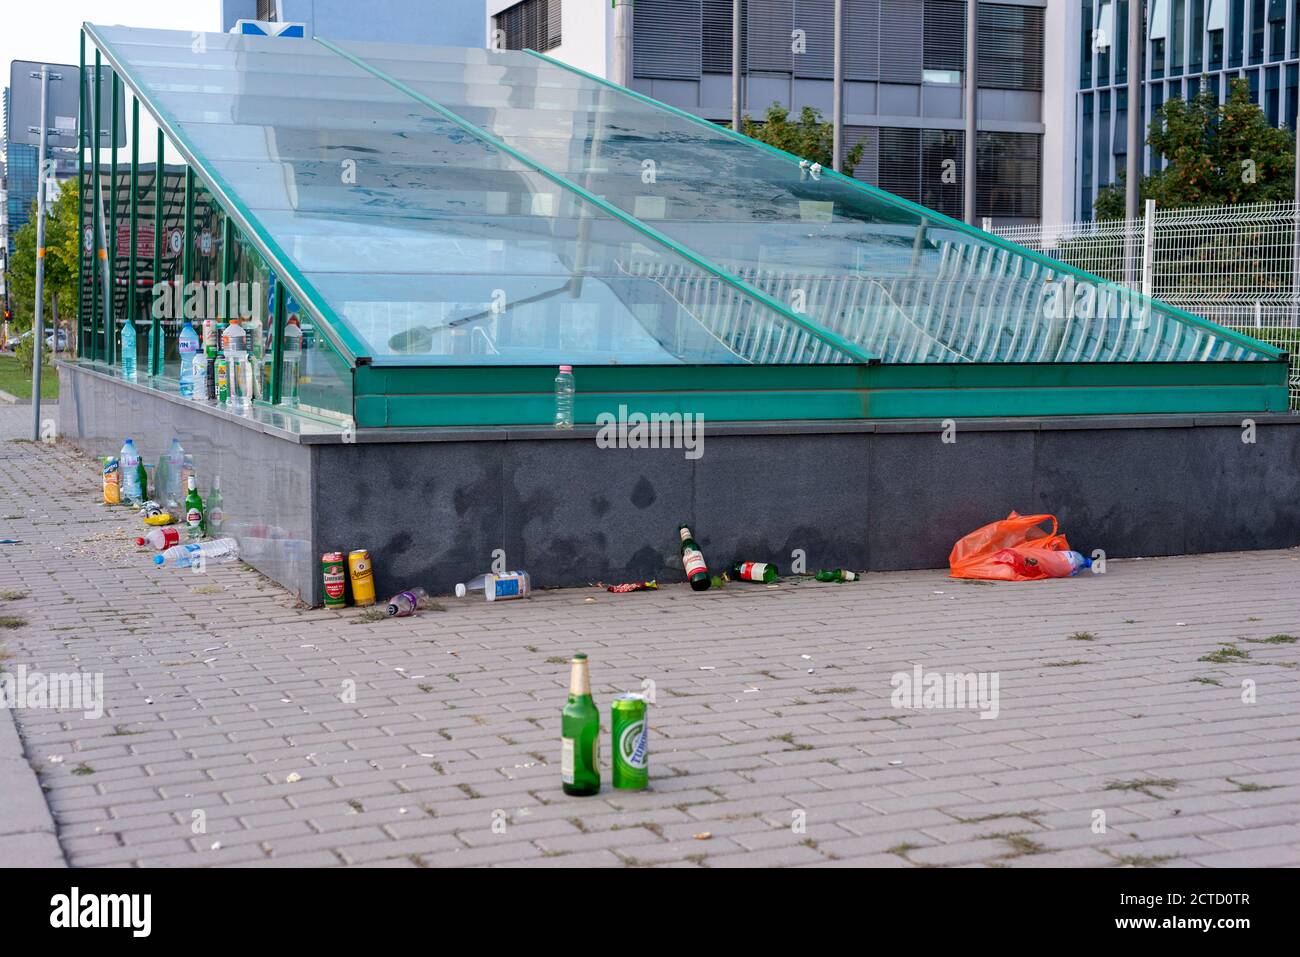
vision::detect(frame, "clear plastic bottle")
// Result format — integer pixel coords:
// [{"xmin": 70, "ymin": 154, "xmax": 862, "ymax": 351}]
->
[
  {"xmin": 161, "ymin": 438, "xmax": 184, "ymax": 506},
  {"xmin": 135, "ymin": 526, "xmax": 180, "ymax": 550},
  {"xmin": 178, "ymin": 321, "xmax": 199, "ymax": 397},
  {"xmin": 454, "ymin": 574, "xmax": 488, "ymax": 598},
  {"xmin": 485, "ymin": 571, "xmax": 531, "ymax": 601},
  {"xmin": 282, "ymin": 317, "xmax": 303, "ymax": 407},
  {"xmin": 153, "ymin": 537, "xmax": 240, "ymax": 569},
  {"xmin": 191, "ymin": 349, "xmax": 208, "ymax": 403},
  {"xmin": 386, "ymin": 586, "xmax": 428, "ymax": 617},
  {"xmin": 221, "ymin": 319, "xmax": 249, "ymax": 411},
  {"xmin": 120, "ymin": 439, "xmax": 142, "ymax": 504},
  {"xmin": 121, "ymin": 320, "xmax": 138, "ymax": 382},
  {"xmin": 554, "ymin": 364, "xmax": 574, "ymax": 429}
]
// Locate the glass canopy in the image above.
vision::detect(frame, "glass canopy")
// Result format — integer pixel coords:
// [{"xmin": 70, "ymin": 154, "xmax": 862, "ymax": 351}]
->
[{"xmin": 86, "ymin": 24, "xmax": 1281, "ymax": 371}]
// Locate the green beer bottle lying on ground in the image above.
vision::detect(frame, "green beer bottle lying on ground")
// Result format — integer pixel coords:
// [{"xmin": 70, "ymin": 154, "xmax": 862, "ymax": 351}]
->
[{"xmin": 561, "ymin": 653, "xmax": 600, "ymax": 796}]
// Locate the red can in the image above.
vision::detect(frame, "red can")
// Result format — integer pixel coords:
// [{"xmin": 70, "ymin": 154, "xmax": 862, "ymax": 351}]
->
[{"xmin": 322, "ymin": 551, "xmax": 347, "ymax": 608}]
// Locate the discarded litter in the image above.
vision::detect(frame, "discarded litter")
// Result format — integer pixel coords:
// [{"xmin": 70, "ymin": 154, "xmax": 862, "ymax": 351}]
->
[
  {"xmin": 679, "ymin": 523, "xmax": 711, "ymax": 591},
  {"xmin": 815, "ymin": 569, "xmax": 859, "ymax": 583},
  {"xmin": 135, "ymin": 527, "xmax": 180, "ymax": 551},
  {"xmin": 730, "ymin": 561, "xmax": 779, "ymax": 583},
  {"xmin": 120, "ymin": 439, "xmax": 145, "ymax": 505},
  {"xmin": 349, "ymin": 549, "xmax": 376, "ymax": 606},
  {"xmin": 386, "ymin": 586, "xmax": 428, "ymax": 617},
  {"xmin": 183, "ymin": 476, "xmax": 206, "ymax": 540},
  {"xmin": 605, "ymin": 581, "xmax": 658, "ymax": 593},
  {"xmin": 285, "ymin": 772, "xmax": 302, "ymax": 784},
  {"xmin": 455, "ymin": 570, "xmax": 531, "ymax": 601},
  {"xmin": 949, "ymin": 512, "xmax": 1091, "ymax": 581},
  {"xmin": 101, "ymin": 456, "xmax": 121, "ymax": 505},
  {"xmin": 153, "ymin": 537, "xmax": 240, "ymax": 569}
]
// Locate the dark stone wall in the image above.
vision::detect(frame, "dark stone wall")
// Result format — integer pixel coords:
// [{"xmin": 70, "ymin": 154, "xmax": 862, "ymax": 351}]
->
[{"xmin": 58, "ymin": 363, "xmax": 1300, "ymax": 607}]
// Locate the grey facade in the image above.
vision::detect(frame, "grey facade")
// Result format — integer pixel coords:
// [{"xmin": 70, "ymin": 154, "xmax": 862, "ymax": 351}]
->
[
  {"xmin": 1077, "ymin": 0, "xmax": 1300, "ymax": 219},
  {"xmin": 627, "ymin": 0, "xmax": 1048, "ymax": 225}
]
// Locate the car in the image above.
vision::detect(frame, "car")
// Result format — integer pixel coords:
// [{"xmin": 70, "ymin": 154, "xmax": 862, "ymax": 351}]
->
[{"xmin": 3, "ymin": 328, "xmax": 70, "ymax": 351}]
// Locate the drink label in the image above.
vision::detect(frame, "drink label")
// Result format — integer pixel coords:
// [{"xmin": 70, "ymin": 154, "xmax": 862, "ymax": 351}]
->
[
  {"xmin": 739, "ymin": 562, "xmax": 769, "ymax": 581},
  {"xmin": 561, "ymin": 737, "xmax": 575, "ymax": 783},
  {"xmin": 619, "ymin": 720, "xmax": 648, "ymax": 770},
  {"xmin": 682, "ymin": 547, "xmax": 707, "ymax": 578},
  {"xmin": 187, "ymin": 507, "xmax": 202, "ymax": 529}
]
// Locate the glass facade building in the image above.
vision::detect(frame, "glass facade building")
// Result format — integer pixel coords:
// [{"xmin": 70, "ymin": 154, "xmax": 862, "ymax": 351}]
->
[
  {"xmin": 1078, "ymin": 0, "xmax": 1300, "ymax": 219},
  {"xmin": 70, "ymin": 23, "xmax": 1287, "ymax": 431}
]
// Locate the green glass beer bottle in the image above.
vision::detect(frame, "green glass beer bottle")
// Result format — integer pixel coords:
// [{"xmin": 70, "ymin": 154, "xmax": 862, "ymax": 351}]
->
[
  {"xmin": 679, "ymin": 524, "xmax": 711, "ymax": 592},
  {"xmin": 730, "ymin": 561, "xmax": 779, "ymax": 583},
  {"xmin": 815, "ymin": 569, "xmax": 859, "ymax": 583},
  {"xmin": 561, "ymin": 653, "xmax": 600, "ymax": 796}
]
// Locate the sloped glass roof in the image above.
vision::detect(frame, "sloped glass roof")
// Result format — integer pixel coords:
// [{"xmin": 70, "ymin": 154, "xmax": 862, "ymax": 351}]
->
[{"xmin": 88, "ymin": 24, "xmax": 1282, "ymax": 368}]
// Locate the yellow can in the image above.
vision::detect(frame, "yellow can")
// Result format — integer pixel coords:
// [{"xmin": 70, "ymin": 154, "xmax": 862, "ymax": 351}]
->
[{"xmin": 348, "ymin": 549, "xmax": 376, "ymax": 606}]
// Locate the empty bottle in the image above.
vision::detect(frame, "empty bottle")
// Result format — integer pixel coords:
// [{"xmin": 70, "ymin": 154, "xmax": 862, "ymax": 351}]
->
[
  {"xmin": 161, "ymin": 438, "xmax": 184, "ymax": 506},
  {"xmin": 178, "ymin": 321, "xmax": 199, "ymax": 397},
  {"xmin": 207, "ymin": 476, "xmax": 224, "ymax": 536},
  {"xmin": 221, "ymin": 319, "xmax": 249, "ymax": 411},
  {"xmin": 120, "ymin": 439, "xmax": 142, "ymax": 504},
  {"xmin": 184, "ymin": 475, "xmax": 205, "ymax": 540},
  {"xmin": 121, "ymin": 320, "xmax": 138, "ymax": 382},
  {"xmin": 815, "ymin": 569, "xmax": 859, "ymax": 583},
  {"xmin": 485, "ymin": 571, "xmax": 531, "ymax": 602},
  {"xmin": 455, "ymin": 574, "xmax": 489, "ymax": 598},
  {"xmin": 135, "ymin": 526, "xmax": 180, "ymax": 550},
  {"xmin": 153, "ymin": 537, "xmax": 240, "ymax": 568},
  {"xmin": 730, "ymin": 561, "xmax": 779, "ymax": 583},
  {"xmin": 191, "ymin": 350, "xmax": 208, "ymax": 403},
  {"xmin": 679, "ymin": 524, "xmax": 710, "ymax": 591},
  {"xmin": 554, "ymin": 364, "xmax": 574, "ymax": 429},
  {"xmin": 282, "ymin": 317, "xmax": 303, "ymax": 406},
  {"xmin": 386, "ymin": 587, "xmax": 428, "ymax": 617}
]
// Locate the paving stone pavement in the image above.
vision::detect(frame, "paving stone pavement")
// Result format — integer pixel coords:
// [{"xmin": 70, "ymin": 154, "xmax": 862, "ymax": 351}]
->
[{"xmin": 1, "ymin": 436, "xmax": 1299, "ymax": 868}]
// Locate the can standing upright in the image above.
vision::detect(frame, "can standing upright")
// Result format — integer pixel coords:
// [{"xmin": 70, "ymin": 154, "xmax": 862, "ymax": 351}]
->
[
  {"xmin": 322, "ymin": 551, "xmax": 347, "ymax": 608},
  {"xmin": 348, "ymin": 549, "xmax": 375, "ymax": 607},
  {"xmin": 611, "ymin": 693, "xmax": 648, "ymax": 790}
]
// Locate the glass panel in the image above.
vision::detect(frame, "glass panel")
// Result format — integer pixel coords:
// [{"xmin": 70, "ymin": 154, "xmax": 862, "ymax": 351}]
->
[
  {"xmin": 89, "ymin": 24, "xmax": 1275, "ymax": 369},
  {"xmin": 92, "ymin": 25, "xmax": 842, "ymax": 366}
]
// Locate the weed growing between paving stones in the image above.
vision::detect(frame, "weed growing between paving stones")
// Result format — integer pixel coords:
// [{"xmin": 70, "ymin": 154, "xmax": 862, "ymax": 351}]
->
[
  {"xmin": 1244, "ymin": 634, "xmax": 1299, "ymax": 644},
  {"xmin": 351, "ymin": 608, "xmax": 387, "ymax": 624},
  {"xmin": 0, "ymin": 589, "xmax": 27, "ymax": 601},
  {"xmin": 1105, "ymin": 778, "xmax": 1178, "ymax": 798},
  {"xmin": 1190, "ymin": 676, "xmax": 1224, "ymax": 686},
  {"xmin": 1105, "ymin": 852, "xmax": 1180, "ymax": 867},
  {"xmin": 981, "ymin": 831, "xmax": 1047, "ymax": 858},
  {"xmin": 1068, "ymin": 631, "xmax": 1097, "ymax": 641},
  {"xmin": 0, "ymin": 616, "xmax": 27, "ymax": 629},
  {"xmin": 1044, "ymin": 659, "xmax": 1089, "ymax": 667},
  {"xmin": 1227, "ymin": 778, "xmax": 1278, "ymax": 792},
  {"xmin": 1199, "ymin": 645, "xmax": 1250, "ymax": 663},
  {"xmin": 71, "ymin": 763, "xmax": 94, "ymax": 776}
]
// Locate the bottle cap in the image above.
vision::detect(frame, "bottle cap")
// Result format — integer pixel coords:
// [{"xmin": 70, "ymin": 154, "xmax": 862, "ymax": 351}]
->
[
  {"xmin": 134, "ymin": 537, "xmax": 145, "ymax": 546},
  {"xmin": 559, "ymin": 365, "xmax": 572, "ymax": 373},
  {"xmin": 153, "ymin": 554, "xmax": 165, "ymax": 565}
]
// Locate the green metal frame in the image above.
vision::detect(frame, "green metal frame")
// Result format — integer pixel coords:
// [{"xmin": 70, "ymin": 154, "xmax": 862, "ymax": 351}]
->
[
  {"xmin": 151, "ymin": 128, "xmax": 163, "ymax": 375},
  {"xmin": 107, "ymin": 70, "xmax": 119, "ymax": 366},
  {"xmin": 76, "ymin": 32, "xmax": 86, "ymax": 358},
  {"xmin": 90, "ymin": 48, "xmax": 101, "ymax": 362},
  {"xmin": 128, "ymin": 97, "xmax": 138, "ymax": 342}
]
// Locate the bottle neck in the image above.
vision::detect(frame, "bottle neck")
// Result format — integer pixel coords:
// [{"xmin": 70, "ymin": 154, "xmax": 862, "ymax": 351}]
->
[
  {"xmin": 679, "ymin": 526, "xmax": 691, "ymax": 543},
  {"xmin": 568, "ymin": 660, "xmax": 590, "ymax": 697}
]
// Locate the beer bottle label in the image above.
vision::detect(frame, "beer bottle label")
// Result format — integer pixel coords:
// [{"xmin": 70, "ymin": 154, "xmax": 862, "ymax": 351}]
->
[
  {"xmin": 740, "ymin": 562, "xmax": 769, "ymax": 580},
  {"xmin": 683, "ymin": 547, "xmax": 707, "ymax": 578},
  {"xmin": 187, "ymin": 507, "xmax": 202, "ymax": 528},
  {"xmin": 561, "ymin": 737, "xmax": 575, "ymax": 783}
]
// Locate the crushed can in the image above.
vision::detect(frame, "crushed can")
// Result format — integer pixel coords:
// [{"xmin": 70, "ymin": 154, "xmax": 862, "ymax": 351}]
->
[
  {"xmin": 322, "ymin": 551, "xmax": 347, "ymax": 608},
  {"xmin": 348, "ymin": 549, "xmax": 375, "ymax": 607}
]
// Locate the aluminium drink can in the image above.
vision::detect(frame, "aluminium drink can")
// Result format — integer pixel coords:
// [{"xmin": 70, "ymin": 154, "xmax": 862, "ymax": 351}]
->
[
  {"xmin": 348, "ymin": 549, "xmax": 376, "ymax": 607},
  {"xmin": 322, "ymin": 551, "xmax": 347, "ymax": 608},
  {"xmin": 611, "ymin": 693, "xmax": 648, "ymax": 790},
  {"xmin": 215, "ymin": 354, "xmax": 230, "ymax": 404}
]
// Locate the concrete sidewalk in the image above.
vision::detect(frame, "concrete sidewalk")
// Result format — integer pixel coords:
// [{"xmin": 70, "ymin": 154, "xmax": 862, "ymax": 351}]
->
[{"xmin": 1, "ymin": 436, "xmax": 1298, "ymax": 868}]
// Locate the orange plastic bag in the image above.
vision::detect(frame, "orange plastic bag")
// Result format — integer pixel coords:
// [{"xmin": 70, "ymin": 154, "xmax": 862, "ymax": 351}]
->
[{"xmin": 948, "ymin": 511, "xmax": 1071, "ymax": 581}]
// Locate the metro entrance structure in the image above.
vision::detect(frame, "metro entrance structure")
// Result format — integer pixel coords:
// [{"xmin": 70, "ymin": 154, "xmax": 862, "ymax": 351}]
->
[{"xmin": 59, "ymin": 25, "xmax": 1300, "ymax": 604}]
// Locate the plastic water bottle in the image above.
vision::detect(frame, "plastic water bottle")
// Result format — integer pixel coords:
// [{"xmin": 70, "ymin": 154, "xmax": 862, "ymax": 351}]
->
[
  {"xmin": 120, "ymin": 439, "xmax": 142, "ymax": 503},
  {"xmin": 386, "ymin": 586, "xmax": 428, "ymax": 617},
  {"xmin": 135, "ymin": 526, "xmax": 180, "ymax": 550},
  {"xmin": 282, "ymin": 317, "xmax": 303, "ymax": 406},
  {"xmin": 161, "ymin": 438, "xmax": 184, "ymax": 506},
  {"xmin": 121, "ymin": 320, "xmax": 138, "ymax": 382},
  {"xmin": 554, "ymin": 364, "xmax": 574, "ymax": 429},
  {"xmin": 484, "ymin": 571, "xmax": 531, "ymax": 602},
  {"xmin": 222, "ymin": 320, "xmax": 249, "ymax": 411},
  {"xmin": 178, "ymin": 322, "xmax": 199, "ymax": 397},
  {"xmin": 153, "ymin": 537, "xmax": 240, "ymax": 569},
  {"xmin": 191, "ymin": 350, "xmax": 208, "ymax": 403}
]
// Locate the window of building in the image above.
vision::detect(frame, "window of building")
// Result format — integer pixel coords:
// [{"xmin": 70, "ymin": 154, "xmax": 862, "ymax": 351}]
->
[
  {"xmin": 633, "ymin": 0, "xmax": 702, "ymax": 79},
  {"xmin": 1268, "ymin": 0, "xmax": 1286, "ymax": 59},
  {"xmin": 1190, "ymin": 0, "xmax": 1205, "ymax": 70},
  {"xmin": 256, "ymin": 0, "xmax": 277, "ymax": 21},
  {"xmin": 702, "ymin": 0, "xmax": 743, "ymax": 73},
  {"xmin": 1286, "ymin": 62, "xmax": 1298, "ymax": 129},
  {"xmin": 1171, "ymin": 0, "xmax": 1186, "ymax": 74},
  {"xmin": 1250, "ymin": 0, "xmax": 1266, "ymax": 62},
  {"xmin": 1097, "ymin": 2, "xmax": 1112, "ymax": 83},
  {"xmin": 1230, "ymin": 0, "xmax": 1245, "ymax": 66},
  {"xmin": 495, "ymin": 0, "xmax": 562, "ymax": 54},
  {"xmin": 977, "ymin": 131, "xmax": 1041, "ymax": 219},
  {"xmin": 1098, "ymin": 90, "xmax": 1111, "ymax": 187},
  {"xmin": 878, "ymin": 128, "xmax": 921, "ymax": 204},
  {"xmin": 1116, "ymin": 0, "xmax": 1128, "ymax": 81},
  {"xmin": 1081, "ymin": 1, "xmax": 1094, "ymax": 86},
  {"xmin": 921, "ymin": 129, "xmax": 963, "ymax": 219},
  {"xmin": 924, "ymin": 0, "xmax": 965, "ymax": 75},
  {"xmin": 1266, "ymin": 64, "xmax": 1280, "ymax": 123},
  {"xmin": 977, "ymin": 3, "xmax": 1044, "ymax": 91}
]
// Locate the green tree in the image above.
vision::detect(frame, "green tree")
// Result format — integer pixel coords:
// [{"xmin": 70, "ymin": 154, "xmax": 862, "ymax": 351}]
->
[
  {"xmin": 1095, "ymin": 78, "xmax": 1295, "ymax": 219},
  {"xmin": 6, "ymin": 178, "xmax": 80, "ymax": 372},
  {"xmin": 738, "ymin": 102, "xmax": 865, "ymax": 178}
]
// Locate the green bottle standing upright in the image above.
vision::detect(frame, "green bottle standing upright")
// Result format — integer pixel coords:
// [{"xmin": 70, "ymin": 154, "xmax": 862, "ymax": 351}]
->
[
  {"xmin": 561, "ymin": 653, "xmax": 600, "ymax": 796},
  {"xmin": 184, "ymin": 476, "xmax": 206, "ymax": 540},
  {"xmin": 679, "ymin": 524, "xmax": 711, "ymax": 591}
]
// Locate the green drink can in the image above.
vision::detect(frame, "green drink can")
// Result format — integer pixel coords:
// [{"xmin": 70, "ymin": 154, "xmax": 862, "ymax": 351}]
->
[
  {"xmin": 611, "ymin": 693, "xmax": 648, "ymax": 790},
  {"xmin": 215, "ymin": 354, "xmax": 230, "ymax": 404}
]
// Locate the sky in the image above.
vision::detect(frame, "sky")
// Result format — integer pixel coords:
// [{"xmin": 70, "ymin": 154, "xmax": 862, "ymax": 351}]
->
[{"xmin": 3, "ymin": 2, "xmax": 222, "ymax": 168}]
